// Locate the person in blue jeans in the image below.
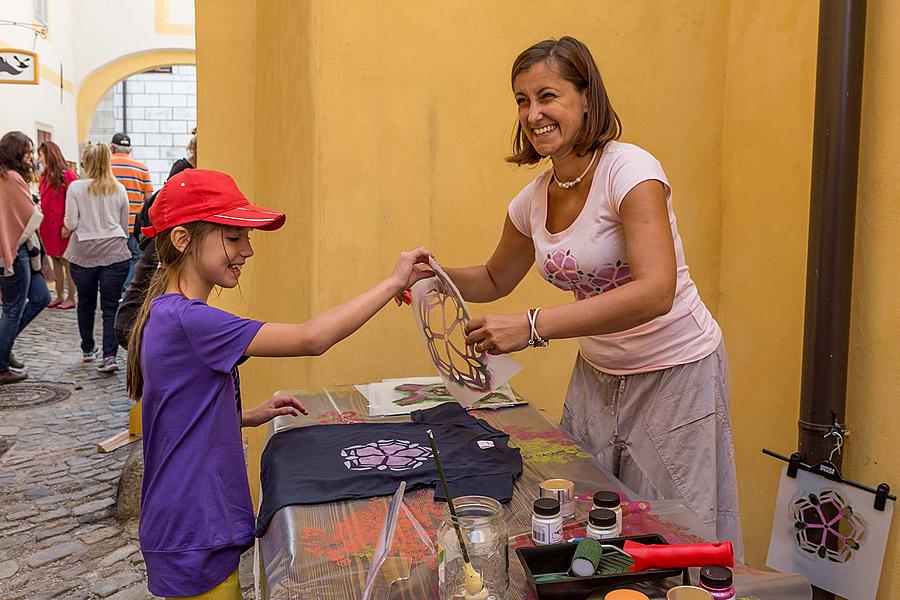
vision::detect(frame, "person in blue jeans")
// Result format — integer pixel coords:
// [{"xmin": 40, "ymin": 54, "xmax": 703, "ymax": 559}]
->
[
  {"xmin": 0, "ymin": 131, "xmax": 51, "ymax": 384},
  {"xmin": 63, "ymin": 143, "xmax": 131, "ymax": 372}
]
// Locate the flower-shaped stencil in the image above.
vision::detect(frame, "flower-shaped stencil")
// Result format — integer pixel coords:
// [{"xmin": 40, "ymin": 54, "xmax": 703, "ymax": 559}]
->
[
  {"xmin": 792, "ymin": 489, "xmax": 867, "ymax": 563},
  {"xmin": 341, "ymin": 439, "xmax": 433, "ymax": 472}
]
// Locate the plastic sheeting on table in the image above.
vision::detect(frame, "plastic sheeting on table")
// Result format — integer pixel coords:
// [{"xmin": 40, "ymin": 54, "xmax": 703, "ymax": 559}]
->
[{"xmin": 255, "ymin": 386, "xmax": 811, "ymax": 599}]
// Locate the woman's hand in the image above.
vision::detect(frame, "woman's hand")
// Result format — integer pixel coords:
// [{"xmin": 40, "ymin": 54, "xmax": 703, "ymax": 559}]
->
[
  {"xmin": 464, "ymin": 313, "xmax": 531, "ymax": 355},
  {"xmin": 388, "ymin": 247, "xmax": 434, "ymax": 295},
  {"xmin": 241, "ymin": 394, "xmax": 308, "ymax": 427},
  {"xmin": 61, "ymin": 226, "xmax": 71, "ymax": 240}
]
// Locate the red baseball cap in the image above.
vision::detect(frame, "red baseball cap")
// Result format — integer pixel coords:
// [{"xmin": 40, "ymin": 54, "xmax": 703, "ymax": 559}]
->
[{"xmin": 142, "ymin": 169, "xmax": 286, "ymax": 238}]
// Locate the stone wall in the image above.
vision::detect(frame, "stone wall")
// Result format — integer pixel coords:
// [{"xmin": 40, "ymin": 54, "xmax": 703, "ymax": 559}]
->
[{"xmin": 89, "ymin": 65, "xmax": 196, "ymax": 188}]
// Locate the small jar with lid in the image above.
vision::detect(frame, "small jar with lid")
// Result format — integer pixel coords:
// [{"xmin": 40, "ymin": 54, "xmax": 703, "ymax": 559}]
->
[
  {"xmin": 531, "ymin": 498, "xmax": 563, "ymax": 545},
  {"xmin": 586, "ymin": 508, "xmax": 621, "ymax": 540},
  {"xmin": 698, "ymin": 565, "xmax": 736, "ymax": 600},
  {"xmin": 593, "ymin": 490, "xmax": 622, "ymax": 531}
]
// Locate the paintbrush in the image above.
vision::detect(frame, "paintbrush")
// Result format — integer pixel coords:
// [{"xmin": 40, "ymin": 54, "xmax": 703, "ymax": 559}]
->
[{"xmin": 426, "ymin": 429, "xmax": 488, "ymax": 600}]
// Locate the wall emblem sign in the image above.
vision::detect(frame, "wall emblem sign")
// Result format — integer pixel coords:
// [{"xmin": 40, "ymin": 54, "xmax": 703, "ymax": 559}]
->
[{"xmin": 0, "ymin": 49, "xmax": 38, "ymax": 85}]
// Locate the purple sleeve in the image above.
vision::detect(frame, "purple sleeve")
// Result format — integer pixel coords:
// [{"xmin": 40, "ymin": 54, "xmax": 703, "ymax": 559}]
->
[{"xmin": 180, "ymin": 300, "xmax": 265, "ymax": 373}]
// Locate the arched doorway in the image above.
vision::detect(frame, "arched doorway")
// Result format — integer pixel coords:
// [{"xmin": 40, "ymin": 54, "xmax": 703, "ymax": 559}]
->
[{"xmin": 76, "ymin": 49, "xmax": 195, "ymax": 186}]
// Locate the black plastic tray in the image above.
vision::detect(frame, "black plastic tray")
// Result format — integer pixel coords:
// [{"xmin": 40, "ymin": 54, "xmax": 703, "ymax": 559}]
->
[{"xmin": 515, "ymin": 534, "xmax": 690, "ymax": 600}]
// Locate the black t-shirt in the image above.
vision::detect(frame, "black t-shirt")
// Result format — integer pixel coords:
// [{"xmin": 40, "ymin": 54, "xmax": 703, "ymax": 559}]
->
[{"xmin": 255, "ymin": 404, "xmax": 522, "ymax": 537}]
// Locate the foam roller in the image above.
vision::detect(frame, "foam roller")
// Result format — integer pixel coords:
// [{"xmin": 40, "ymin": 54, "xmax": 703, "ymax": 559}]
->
[{"xmin": 569, "ymin": 538, "xmax": 603, "ymax": 576}]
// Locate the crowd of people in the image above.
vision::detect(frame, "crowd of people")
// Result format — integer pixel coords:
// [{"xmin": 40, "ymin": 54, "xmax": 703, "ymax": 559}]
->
[{"xmin": 0, "ymin": 128, "xmax": 196, "ymax": 384}]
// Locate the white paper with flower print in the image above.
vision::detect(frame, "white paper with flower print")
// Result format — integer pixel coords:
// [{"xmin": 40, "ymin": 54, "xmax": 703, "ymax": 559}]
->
[
  {"xmin": 355, "ymin": 376, "xmax": 524, "ymax": 417},
  {"xmin": 766, "ymin": 466, "xmax": 894, "ymax": 600},
  {"xmin": 409, "ymin": 258, "xmax": 522, "ymax": 407}
]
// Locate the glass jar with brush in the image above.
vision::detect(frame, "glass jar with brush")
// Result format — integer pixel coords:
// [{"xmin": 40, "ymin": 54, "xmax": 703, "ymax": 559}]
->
[{"xmin": 437, "ymin": 495, "xmax": 509, "ymax": 600}]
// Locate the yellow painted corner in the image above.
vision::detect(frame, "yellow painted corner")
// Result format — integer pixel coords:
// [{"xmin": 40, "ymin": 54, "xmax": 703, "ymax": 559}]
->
[{"xmin": 155, "ymin": 0, "xmax": 195, "ymax": 36}]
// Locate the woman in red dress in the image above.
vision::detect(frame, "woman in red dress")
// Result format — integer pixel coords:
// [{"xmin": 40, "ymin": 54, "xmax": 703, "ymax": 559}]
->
[{"xmin": 38, "ymin": 141, "xmax": 77, "ymax": 309}]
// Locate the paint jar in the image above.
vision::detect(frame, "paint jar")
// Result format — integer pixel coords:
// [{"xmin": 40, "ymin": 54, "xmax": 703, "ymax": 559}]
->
[
  {"xmin": 698, "ymin": 565, "xmax": 736, "ymax": 600},
  {"xmin": 586, "ymin": 508, "xmax": 620, "ymax": 540},
  {"xmin": 438, "ymin": 495, "xmax": 509, "ymax": 600},
  {"xmin": 666, "ymin": 586, "xmax": 713, "ymax": 600},
  {"xmin": 593, "ymin": 490, "xmax": 622, "ymax": 531},
  {"xmin": 531, "ymin": 498, "xmax": 563, "ymax": 546},
  {"xmin": 539, "ymin": 479, "xmax": 575, "ymax": 520}
]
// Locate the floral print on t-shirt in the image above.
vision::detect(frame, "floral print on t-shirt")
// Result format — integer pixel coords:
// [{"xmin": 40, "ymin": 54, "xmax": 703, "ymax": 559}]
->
[{"xmin": 543, "ymin": 248, "xmax": 633, "ymax": 300}]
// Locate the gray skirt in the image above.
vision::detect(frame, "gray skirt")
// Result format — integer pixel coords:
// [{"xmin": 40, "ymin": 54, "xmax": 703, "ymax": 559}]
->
[{"xmin": 560, "ymin": 341, "xmax": 744, "ymax": 561}]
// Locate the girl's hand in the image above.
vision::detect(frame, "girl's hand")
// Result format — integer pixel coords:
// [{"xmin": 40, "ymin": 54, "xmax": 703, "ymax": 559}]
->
[
  {"xmin": 388, "ymin": 247, "xmax": 434, "ymax": 294},
  {"xmin": 241, "ymin": 394, "xmax": 308, "ymax": 427},
  {"xmin": 464, "ymin": 313, "xmax": 531, "ymax": 355},
  {"xmin": 61, "ymin": 226, "xmax": 71, "ymax": 240}
]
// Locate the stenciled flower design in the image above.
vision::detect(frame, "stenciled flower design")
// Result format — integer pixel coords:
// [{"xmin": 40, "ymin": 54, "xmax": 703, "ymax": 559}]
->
[
  {"xmin": 792, "ymin": 489, "xmax": 867, "ymax": 563},
  {"xmin": 341, "ymin": 439, "xmax": 433, "ymax": 472},
  {"xmin": 542, "ymin": 250, "xmax": 633, "ymax": 300}
]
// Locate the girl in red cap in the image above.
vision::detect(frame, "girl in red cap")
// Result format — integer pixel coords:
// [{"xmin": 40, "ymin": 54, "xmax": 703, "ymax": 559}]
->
[{"xmin": 126, "ymin": 169, "xmax": 432, "ymax": 599}]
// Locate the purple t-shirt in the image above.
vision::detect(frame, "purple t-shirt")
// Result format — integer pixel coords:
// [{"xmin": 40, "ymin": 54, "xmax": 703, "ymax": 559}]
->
[{"xmin": 139, "ymin": 294, "xmax": 264, "ymax": 597}]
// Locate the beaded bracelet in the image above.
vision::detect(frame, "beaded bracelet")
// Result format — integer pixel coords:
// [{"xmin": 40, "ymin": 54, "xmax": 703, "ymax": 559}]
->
[{"xmin": 527, "ymin": 307, "xmax": 548, "ymax": 348}]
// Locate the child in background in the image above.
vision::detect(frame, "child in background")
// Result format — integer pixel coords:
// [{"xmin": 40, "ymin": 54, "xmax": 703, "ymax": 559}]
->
[{"xmin": 127, "ymin": 169, "xmax": 432, "ymax": 599}]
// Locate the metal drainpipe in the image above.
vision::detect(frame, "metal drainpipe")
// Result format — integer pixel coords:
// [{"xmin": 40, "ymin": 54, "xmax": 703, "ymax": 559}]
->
[
  {"xmin": 122, "ymin": 78, "xmax": 128, "ymax": 134},
  {"xmin": 799, "ymin": 1, "xmax": 866, "ymax": 597}
]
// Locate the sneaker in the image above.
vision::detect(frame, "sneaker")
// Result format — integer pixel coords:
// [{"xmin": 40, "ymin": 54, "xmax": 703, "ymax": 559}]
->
[
  {"xmin": 83, "ymin": 349, "xmax": 99, "ymax": 363},
  {"xmin": 97, "ymin": 356, "xmax": 119, "ymax": 373}
]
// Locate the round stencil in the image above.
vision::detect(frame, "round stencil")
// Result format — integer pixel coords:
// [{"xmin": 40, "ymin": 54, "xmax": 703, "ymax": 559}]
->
[{"xmin": 0, "ymin": 381, "xmax": 73, "ymax": 410}]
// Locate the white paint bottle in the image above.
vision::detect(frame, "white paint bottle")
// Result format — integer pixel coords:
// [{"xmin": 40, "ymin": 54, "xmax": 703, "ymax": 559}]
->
[
  {"xmin": 593, "ymin": 490, "xmax": 623, "ymax": 532},
  {"xmin": 531, "ymin": 498, "xmax": 563, "ymax": 545},
  {"xmin": 586, "ymin": 508, "xmax": 621, "ymax": 540}
]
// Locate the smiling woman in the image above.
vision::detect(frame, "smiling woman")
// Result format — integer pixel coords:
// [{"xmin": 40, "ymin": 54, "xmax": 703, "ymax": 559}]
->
[{"xmin": 441, "ymin": 36, "xmax": 744, "ymax": 560}]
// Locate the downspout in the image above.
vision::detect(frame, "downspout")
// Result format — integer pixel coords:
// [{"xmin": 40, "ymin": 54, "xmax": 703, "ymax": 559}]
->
[
  {"xmin": 798, "ymin": 3, "xmax": 866, "ymax": 597},
  {"xmin": 122, "ymin": 78, "xmax": 128, "ymax": 134}
]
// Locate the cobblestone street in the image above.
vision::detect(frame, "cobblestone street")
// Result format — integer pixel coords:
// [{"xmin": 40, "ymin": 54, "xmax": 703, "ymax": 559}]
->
[{"xmin": 0, "ymin": 305, "xmax": 254, "ymax": 599}]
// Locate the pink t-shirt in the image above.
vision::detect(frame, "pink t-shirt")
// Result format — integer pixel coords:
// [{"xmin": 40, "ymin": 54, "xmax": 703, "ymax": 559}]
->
[{"xmin": 508, "ymin": 141, "xmax": 721, "ymax": 375}]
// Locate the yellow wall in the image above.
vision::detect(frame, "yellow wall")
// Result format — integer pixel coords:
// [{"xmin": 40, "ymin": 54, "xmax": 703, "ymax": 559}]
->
[
  {"xmin": 845, "ymin": 1, "xmax": 900, "ymax": 596},
  {"xmin": 196, "ymin": 1, "xmax": 900, "ymax": 591},
  {"xmin": 717, "ymin": 0, "xmax": 818, "ymax": 572}
]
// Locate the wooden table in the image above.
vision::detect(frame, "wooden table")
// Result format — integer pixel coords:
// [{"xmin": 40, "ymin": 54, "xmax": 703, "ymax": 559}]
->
[{"xmin": 254, "ymin": 385, "xmax": 810, "ymax": 599}]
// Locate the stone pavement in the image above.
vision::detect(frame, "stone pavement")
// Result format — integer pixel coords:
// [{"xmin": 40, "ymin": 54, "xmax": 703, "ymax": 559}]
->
[{"xmin": 0, "ymin": 305, "xmax": 254, "ymax": 599}]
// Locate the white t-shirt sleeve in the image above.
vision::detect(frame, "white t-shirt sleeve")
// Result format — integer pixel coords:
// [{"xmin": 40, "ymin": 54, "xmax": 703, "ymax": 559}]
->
[
  {"xmin": 507, "ymin": 177, "xmax": 542, "ymax": 237},
  {"xmin": 607, "ymin": 146, "xmax": 671, "ymax": 214}
]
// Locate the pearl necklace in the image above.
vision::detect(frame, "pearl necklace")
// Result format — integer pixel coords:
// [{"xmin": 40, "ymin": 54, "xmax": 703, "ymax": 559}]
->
[{"xmin": 551, "ymin": 149, "xmax": 598, "ymax": 190}]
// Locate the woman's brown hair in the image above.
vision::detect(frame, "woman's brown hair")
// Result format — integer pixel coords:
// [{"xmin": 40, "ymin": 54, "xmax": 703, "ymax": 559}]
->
[
  {"xmin": 0, "ymin": 131, "xmax": 34, "ymax": 180},
  {"xmin": 38, "ymin": 141, "xmax": 70, "ymax": 189},
  {"xmin": 126, "ymin": 221, "xmax": 222, "ymax": 400},
  {"xmin": 507, "ymin": 36, "xmax": 622, "ymax": 165}
]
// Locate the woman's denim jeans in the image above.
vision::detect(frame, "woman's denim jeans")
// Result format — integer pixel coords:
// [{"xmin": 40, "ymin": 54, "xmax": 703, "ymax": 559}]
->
[
  {"xmin": 0, "ymin": 245, "xmax": 51, "ymax": 372},
  {"xmin": 70, "ymin": 260, "xmax": 129, "ymax": 358}
]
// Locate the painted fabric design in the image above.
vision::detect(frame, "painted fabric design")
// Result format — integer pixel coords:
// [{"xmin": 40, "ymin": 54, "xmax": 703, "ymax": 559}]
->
[
  {"xmin": 300, "ymin": 494, "xmax": 446, "ymax": 567},
  {"xmin": 503, "ymin": 425, "xmax": 592, "ymax": 464},
  {"xmin": 341, "ymin": 439, "xmax": 432, "ymax": 472},
  {"xmin": 792, "ymin": 489, "xmax": 866, "ymax": 563},
  {"xmin": 543, "ymin": 249, "xmax": 632, "ymax": 300},
  {"xmin": 410, "ymin": 258, "xmax": 521, "ymax": 406}
]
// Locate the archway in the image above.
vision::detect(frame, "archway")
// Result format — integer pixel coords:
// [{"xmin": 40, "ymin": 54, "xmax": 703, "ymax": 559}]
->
[{"xmin": 76, "ymin": 48, "xmax": 196, "ymax": 143}]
